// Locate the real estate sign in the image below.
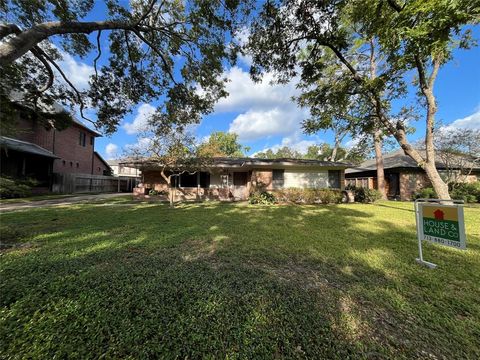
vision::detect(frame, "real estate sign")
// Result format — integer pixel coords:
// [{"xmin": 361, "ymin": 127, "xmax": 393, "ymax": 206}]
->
[{"xmin": 418, "ymin": 203, "xmax": 466, "ymax": 250}]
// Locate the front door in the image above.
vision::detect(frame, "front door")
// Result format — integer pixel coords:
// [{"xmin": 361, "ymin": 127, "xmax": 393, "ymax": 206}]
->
[
  {"xmin": 233, "ymin": 172, "xmax": 248, "ymax": 200},
  {"xmin": 387, "ymin": 173, "xmax": 400, "ymax": 199}
]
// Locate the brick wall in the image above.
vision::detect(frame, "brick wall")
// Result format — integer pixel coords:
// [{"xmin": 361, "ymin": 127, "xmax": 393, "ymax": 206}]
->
[
  {"xmin": 15, "ymin": 118, "xmax": 98, "ymax": 175},
  {"xmin": 92, "ymin": 154, "xmax": 110, "ymax": 175},
  {"xmin": 400, "ymin": 171, "xmax": 431, "ymax": 200}
]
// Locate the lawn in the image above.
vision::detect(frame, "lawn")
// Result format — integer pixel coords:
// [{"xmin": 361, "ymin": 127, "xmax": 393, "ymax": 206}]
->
[{"xmin": 1, "ymin": 199, "xmax": 479, "ymax": 359}]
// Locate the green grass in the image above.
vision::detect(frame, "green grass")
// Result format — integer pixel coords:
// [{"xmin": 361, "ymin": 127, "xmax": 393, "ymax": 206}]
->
[{"xmin": 1, "ymin": 200, "xmax": 479, "ymax": 359}]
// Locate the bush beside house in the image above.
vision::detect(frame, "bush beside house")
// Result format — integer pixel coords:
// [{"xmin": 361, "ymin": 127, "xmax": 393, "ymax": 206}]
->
[
  {"xmin": 0, "ymin": 176, "xmax": 38, "ymax": 198},
  {"xmin": 414, "ymin": 181, "xmax": 480, "ymax": 203}
]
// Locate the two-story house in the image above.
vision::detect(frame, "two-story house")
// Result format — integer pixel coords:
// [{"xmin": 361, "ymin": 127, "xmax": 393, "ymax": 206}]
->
[{"xmin": 1, "ymin": 100, "xmax": 111, "ymax": 192}]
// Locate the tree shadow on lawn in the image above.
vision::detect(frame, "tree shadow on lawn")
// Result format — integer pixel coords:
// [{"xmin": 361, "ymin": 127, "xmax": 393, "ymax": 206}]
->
[{"xmin": 1, "ymin": 202, "xmax": 479, "ymax": 359}]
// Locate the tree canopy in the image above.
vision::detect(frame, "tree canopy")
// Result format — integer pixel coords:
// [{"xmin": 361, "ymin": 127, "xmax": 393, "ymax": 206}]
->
[
  {"xmin": 197, "ymin": 131, "xmax": 249, "ymax": 158},
  {"xmin": 247, "ymin": 0, "xmax": 479, "ymax": 199},
  {"xmin": 0, "ymin": 0, "xmax": 252, "ymax": 134}
]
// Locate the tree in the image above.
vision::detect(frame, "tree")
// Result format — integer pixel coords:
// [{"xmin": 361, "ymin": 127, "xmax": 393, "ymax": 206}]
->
[
  {"xmin": 197, "ymin": 131, "xmax": 249, "ymax": 157},
  {"xmin": 248, "ymin": 0, "xmax": 478, "ymax": 200},
  {"xmin": 0, "ymin": 0, "xmax": 251, "ymax": 134},
  {"xmin": 434, "ymin": 128, "xmax": 480, "ymax": 185},
  {"xmin": 128, "ymin": 123, "xmax": 210, "ymax": 207},
  {"xmin": 254, "ymin": 146, "xmax": 302, "ymax": 159}
]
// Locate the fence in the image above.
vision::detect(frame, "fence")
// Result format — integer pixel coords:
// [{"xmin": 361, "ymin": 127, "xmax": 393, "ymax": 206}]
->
[{"xmin": 51, "ymin": 173, "xmax": 139, "ymax": 194}]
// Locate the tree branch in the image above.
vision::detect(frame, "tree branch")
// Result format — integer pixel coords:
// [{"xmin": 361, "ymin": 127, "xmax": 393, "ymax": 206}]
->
[
  {"xmin": 30, "ymin": 46, "xmax": 54, "ymax": 93},
  {"xmin": 93, "ymin": 30, "xmax": 102, "ymax": 79},
  {"xmin": 0, "ymin": 20, "xmax": 133, "ymax": 65},
  {"xmin": 131, "ymin": 28, "xmax": 177, "ymax": 84},
  {"xmin": 37, "ymin": 48, "xmax": 94, "ymax": 125},
  {"xmin": 0, "ymin": 23, "xmax": 21, "ymax": 40}
]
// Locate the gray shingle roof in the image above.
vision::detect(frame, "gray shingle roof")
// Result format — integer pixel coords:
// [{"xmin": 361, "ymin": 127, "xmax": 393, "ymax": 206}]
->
[
  {"xmin": 122, "ymin": 157, "xmax": 352, "ymax": 169},
  {"xmin": 346, "ymin": 148, "xmax": 479, "ymax": 174},
  {"xmin": 0, "ymin": 136, "xmax": 59, "ymax": 159}
]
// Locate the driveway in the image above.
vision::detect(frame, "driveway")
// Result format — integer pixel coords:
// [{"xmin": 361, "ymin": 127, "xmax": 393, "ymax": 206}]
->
[{"xmin": 0, "ymin": 193, "xmax": 132, "ymax": 212}]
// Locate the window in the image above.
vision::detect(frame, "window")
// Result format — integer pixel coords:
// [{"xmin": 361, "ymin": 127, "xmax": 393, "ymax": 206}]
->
[
  {"xmin": 179, "ymin": 173, "xmax": 197, "ymax": 187},
  {"xmin": 221, "ymin": 174, "xmax": 229, "ymax": 188},
  {"xmin": 70, "ymin": 161, "xmax": 73, "ymax": 167},
  {"xmin": 272, "ymin": 169, "xmax": 284, "ymax": 188},
  {"xmin": 90, "ymin": 136, "xmax": 94, "ymax": 145},
  {"xmin": 199, "ymin": 172, "xmax": 210, "ymax": 188},
  {"xmin": 62, "ymin": 160, "xmax": 66, "ymax": 166},
  {"xmin": 328, "ymin": 170, "xmax": 341, "ymax": 189},
  {"xmin": 79, "ymin": 131, "xmax": 86, "ymax": 146},
  {"xmin": 76, "ymin": 162, "xmax": 79, "ymax": 168}
]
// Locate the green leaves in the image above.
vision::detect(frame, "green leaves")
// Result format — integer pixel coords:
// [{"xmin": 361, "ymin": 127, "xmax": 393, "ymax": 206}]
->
[{"xmin": 1, "ymin": 0, "xmax": 253, "ymax": 134}]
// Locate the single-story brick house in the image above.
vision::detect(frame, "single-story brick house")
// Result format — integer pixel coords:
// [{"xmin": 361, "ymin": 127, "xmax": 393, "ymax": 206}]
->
[
  {"xmin": 126, "ymin": 157, "xmax": 350, "ymax": 201},
  {"xmin": 345, "ymin": 149, "xmax": 480, "ymax": 200}
]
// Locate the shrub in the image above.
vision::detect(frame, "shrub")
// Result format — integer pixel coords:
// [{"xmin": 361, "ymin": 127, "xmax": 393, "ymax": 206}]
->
[
  {"xmin": 148, "ymin": 189, "xmax": 159, "ymax": 196},
  {"xmin": 414, "ymin": 187, "xmax": 437, "ymax": 200},
  {"xmin": 354, "ymin": 187, "xmax": 382, "ymax": 203},
  {"xmin": 346, "ymin": 186, "xmax": 381, "ymax": 203},
  {"xmin": 0, "ymin": 177, "xmax": 37, "ymax": 199},
  {"xmin": 449, "ymin": 182, "xmax": 480, "ymax": 203},
  {"xmin": 249, "ymin": 191, "xmax": 276, "ymax": 205},
  {"xmin": 276, "ymin": 188, "xmax": 343, "ymax": 204},
  {"xmin": 316, "ymin": 189, "xmax": 344, "ymax": 204}
]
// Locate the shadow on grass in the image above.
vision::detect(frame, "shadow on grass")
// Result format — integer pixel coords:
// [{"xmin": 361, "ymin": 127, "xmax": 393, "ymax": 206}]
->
[{"xmin": 1, "ymin": 201, "xmax": 479, "ymax": 359}]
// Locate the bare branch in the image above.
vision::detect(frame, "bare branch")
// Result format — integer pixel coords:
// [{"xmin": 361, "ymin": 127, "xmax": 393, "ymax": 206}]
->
[
  {"xmin": 134, "ymin": 0, "xmax": 159, "ymax": 27},
  {"xmin": 131, "ymin": 28, "xmax": 177, "ymax": 84},
  {"xmin": 30, "ymin": 47, "xmax": 54, "ymax": 93},
  {"xmin": 37, "ymin": 48, "xmax": 94, "ymax": 125},
  {"xmin": 93, "ymin": 30, "xmax": 102, "ymax": 79}
]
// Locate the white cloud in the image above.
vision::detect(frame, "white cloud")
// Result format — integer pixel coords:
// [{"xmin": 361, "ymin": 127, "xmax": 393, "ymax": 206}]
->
[
  {"xmin": 443, "ymin": 109, "xmax": 480, "ymax": 131},
  {"xmin": 125, "ymin": 137, "xmax": 154, "ymax": 154},
  {"xmin": 344, "ymin": 137, "xmax": 360, "ymax": 149},
  {"xmin": 216, "ymin": 66, "xmax": 299, "ymax": 113},
  {"xmin": 213, "ymin": 65, "xmax": 305, "ymax": 141},
  {"xmin": 229, "ymin": 107, "xmax": 305, "ymax": 141},
  {"xmin": 123, "ymin": 103, "xmax": 156, "ymax": 135},
  {"xmin": 57, "ymin": 51, "xmax": 95, "ymax": 90},
  {"xmin": 105, "ymin": 143, "xmax": 119, "ymax": 160}
]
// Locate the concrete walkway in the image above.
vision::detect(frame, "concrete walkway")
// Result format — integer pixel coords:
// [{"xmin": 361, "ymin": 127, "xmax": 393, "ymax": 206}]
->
[{"xmin": 0, "ymin": 193, "xmax": 132, "ymax": 212}]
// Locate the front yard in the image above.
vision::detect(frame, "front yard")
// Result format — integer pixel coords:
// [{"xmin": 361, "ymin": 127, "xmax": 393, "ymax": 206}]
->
[{"xmin": 1, "ymin": 199, "xmax": 479, "ymax": 359}]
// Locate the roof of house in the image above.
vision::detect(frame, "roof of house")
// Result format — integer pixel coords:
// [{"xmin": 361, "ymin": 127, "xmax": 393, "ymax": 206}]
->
[
  {"xmin": 0, "ymin": 136, "xmax": 59, "ymax": 159},
  {"xmin": 122, "ymin": 157, "xmax": 352, "ymax": 169},
  {"xmin": 94, "ymin": 152, "xmax": 112, "ymax": 169},
  {"xmin": 346, "ymin": 148, "xmax": 479, "ymax": 174}
]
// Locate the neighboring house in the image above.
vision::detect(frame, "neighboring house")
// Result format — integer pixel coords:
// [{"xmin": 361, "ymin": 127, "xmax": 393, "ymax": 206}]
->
[
  {"xmin": 345, "ymin": 149, "xmax": 480, "ymax": 200},
  {"xmin": 1, "ymin": 102, "xmax": 111, "ymax": 192},
  {"xmin": 126, "ymin": 157, "xmax": 349, "ymax": 201},
  {"xmin": 107, "ymin": 159, "xmax": 141, "ymax": 178}
]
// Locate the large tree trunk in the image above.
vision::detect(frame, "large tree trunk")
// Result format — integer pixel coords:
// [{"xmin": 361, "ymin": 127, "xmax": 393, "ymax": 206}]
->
[
  {"xmin": 0, "ymin": 21, "xmax": 132, "ymax": 65},
  {"xmin": 369, "ymin": 39, "xmax": 386, "ymax": 200},
  {"xmin": 160, "ymin": 168, "xmax": 174, "ymax": 208},
  {"xmin": 373, "ymin": 129, "xmax": 387, "ymax": 199}
]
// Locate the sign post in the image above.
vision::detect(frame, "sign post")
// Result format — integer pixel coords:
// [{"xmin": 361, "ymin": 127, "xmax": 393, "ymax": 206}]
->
[{"xmin": 414, "ymin": 198, "xmax": 467, "ymax": 268}]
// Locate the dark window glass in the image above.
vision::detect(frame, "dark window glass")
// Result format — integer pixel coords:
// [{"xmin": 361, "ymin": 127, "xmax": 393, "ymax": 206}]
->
[
  {"xmin": 233, "ymin": 172, "xmax": 248, "ymax": 186},
  {"xmin": 90, "ymin": 136, "xmax": 94, "ymax": 145},
  {"xmin": 180, "ymin": 173, "xmax": 197, "ymax": 187},
  {"xmin": 79, "ymin": 132, "xmax": 86, "ymax": 146},
  {"xmin": 76, "ymin": 162, "xmax": 79, "ymax": 168},
  {"xmin": 328, "ymin": 170, "xmax": 341, "ymax": 189},
  {"xmin": 199, "ymin": 172, "xmax": 210, "ymax": 188},
  {"xmin": 272, "ymin": 169, "xmax": 284, "ymax": 188}
]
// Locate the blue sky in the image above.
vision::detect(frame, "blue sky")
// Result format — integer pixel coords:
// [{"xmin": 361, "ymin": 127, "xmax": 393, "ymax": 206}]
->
[{"xmin": 52, "ymin": 6, "xmax": 480, "ymax": 160}]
